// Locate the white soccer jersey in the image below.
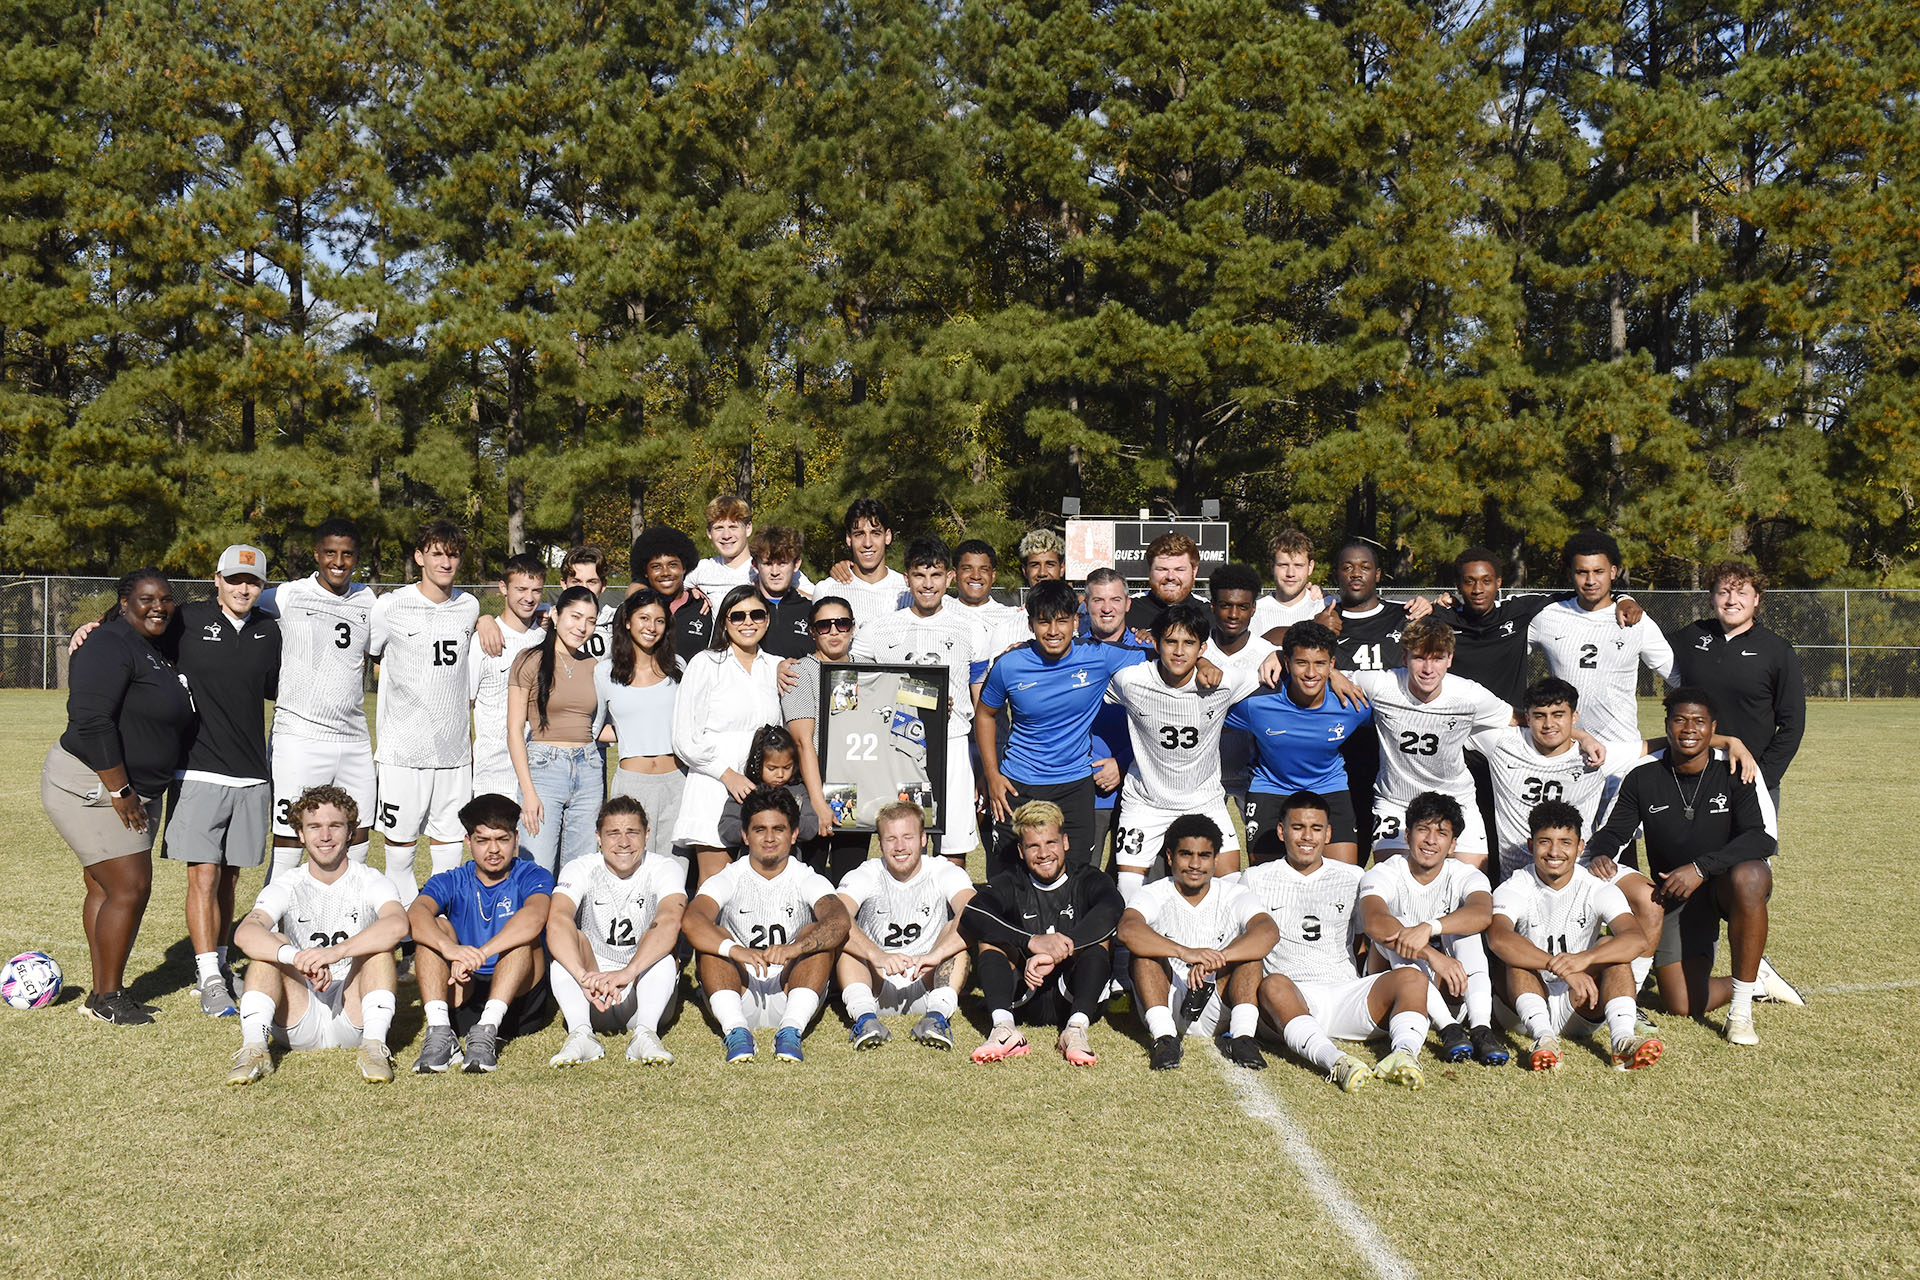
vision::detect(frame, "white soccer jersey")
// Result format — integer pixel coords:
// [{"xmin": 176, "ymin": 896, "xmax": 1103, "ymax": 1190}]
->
[
  {"xmin": 1492, "ymin": 865, "xmax": 1632, "ymax": 965},
  {"xmin": 957, "ymin": 596, "xmax": 1030, "ymax": 657},
  {"xmin": 1471, "ymin": 725, "xmax": 1643, "ymax": 866},
  {"xmin": 685, "ymin": 555, "xmax": 816, "ymax": 597},
  {"xmin": 701, "ymin": 857, "xmax": 836, "ymax": 950},
  {"xmin": 1358, "ymin": 855, "xmax": 1491, "ymax": 930},
  {"xmin": 1352, "ymin": 669, "xmax": 1512, "ymax": 805},
  {"xmin": 1527, "ymin": 600, "xmax": 1676, "ymax": 741},
  {"xmin": 368, "ymin": 586, "xmax": 481, "ymax": 769},
  {"xmin": 250, "ymin": 861, "xmax": 398, "ymax": 984},
  {"xmin": 838, "ymin": 856, "xmax": 972, "ymax": 957},
  {"xmin": 582, "ymin": 602, "xmax": 619, "ymax": 660},
  {"xmin": 1106, "ymin": 661, "xmax": 1261, "ymax": 808},
  {"xmin": 1202, "ymin": 635, "xmax": 1277, "ymax": 684},
  {"xmin": 1235, "ymin": 858, "xmax": 1365, "ymax": 983},
  {"xmin": 260, "ymin": 576, "xmax": 376, "ymax": 742},
  {"xmin": 812, "ymin": 570, "xmax": 909, "ymax": 628},
  {"xmin": 469, "ymin": 620, "xmax": 545, "ymax": 783},
  {"xmin": 555, "ymin": 853, "xmax": 687, "ymax": 969},
  {"xmin": 852, "ymin": 602, "xmax": 990, "ymax": 734},
  {"xmin": 1129, "ymin": 877, "xmax": 1267, "ymax": 981},
  {"xmin": 1251, "ymin": 591, "xmax": 1322, "ymax": 638}
]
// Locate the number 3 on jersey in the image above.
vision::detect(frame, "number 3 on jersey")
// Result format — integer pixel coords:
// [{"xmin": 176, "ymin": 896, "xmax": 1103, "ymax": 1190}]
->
[{"xmin": 1157, "ymin": 724, "xmax": 1199, "ymax": 750}]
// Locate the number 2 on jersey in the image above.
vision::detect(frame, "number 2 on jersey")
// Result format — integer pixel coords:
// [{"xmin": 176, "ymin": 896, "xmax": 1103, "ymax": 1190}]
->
[
  {"xmin": 1577, "ymin": 643, "xmax": 1598, "ymax": 669},
  {"xmin": 844, "ymin": 732, "xmax": 878, "ymax": 761}
]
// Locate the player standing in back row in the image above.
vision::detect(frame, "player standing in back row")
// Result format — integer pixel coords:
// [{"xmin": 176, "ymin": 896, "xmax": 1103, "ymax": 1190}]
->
[
  {"xmin": 368, "ymin": 521, "xmax": 480, "ymax": 906},
  {"xmin": 1528, "ymin": 531, "xmax": 1675, "ymax": 743},
  {"xmin": 259, "ymin": 518, "xmax": 379, "ymax": 878}
]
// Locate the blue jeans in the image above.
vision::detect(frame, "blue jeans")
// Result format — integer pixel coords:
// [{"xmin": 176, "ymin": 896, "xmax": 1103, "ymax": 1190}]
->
[{"xmin": 519, "ymin": 744, "xmax": 604, "ymax": 873}]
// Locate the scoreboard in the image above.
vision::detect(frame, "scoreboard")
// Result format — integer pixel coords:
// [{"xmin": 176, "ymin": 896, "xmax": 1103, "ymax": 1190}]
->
[{"xmin": 1064, "ymin": 518, "xmax": 1231, "ymax": 582}]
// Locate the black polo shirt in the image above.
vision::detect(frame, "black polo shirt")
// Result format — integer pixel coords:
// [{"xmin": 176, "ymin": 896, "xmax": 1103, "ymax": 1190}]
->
[
  {"xmin": 1667, "ymin": 619, "xmax": 1805, "ymax": 790},
  {"xmin": 172, "ymin": 600, "xmax": 280, "ymax": 781}
]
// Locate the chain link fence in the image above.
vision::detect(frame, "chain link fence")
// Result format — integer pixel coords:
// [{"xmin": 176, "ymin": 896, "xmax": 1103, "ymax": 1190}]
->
[{"xmin": 3, "ymin": 577, "xmax": 1915, "ymax": 698}]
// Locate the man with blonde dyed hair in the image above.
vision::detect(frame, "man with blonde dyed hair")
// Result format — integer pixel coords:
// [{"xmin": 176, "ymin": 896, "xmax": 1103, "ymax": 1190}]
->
[
  {"xmin": 960, "ymin": 800, "xmax": 1125, "ymax": 1066},
  {"xmin": 1017, "ymin": 528, "xmax": 1065, "ymax": 586}
]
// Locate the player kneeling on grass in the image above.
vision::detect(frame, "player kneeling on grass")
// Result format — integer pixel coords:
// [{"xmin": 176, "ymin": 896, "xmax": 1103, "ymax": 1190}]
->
[
  {"xmin": 1242, "ymin": 791, "xmax": 1432, "ymax": 1093},
  {"xmin": 227, "ymin": 786, "xmax": 407, "ymax": 1086},
  {"xmin": 1488, "ymin": 800, "xmax": 1658, "ymax": 1072},
  {"xmin": 837, "ymin": 801, "xmax": 976, "ymax": 1051},
  {"xmin": 1118, "ymin": 815, "xmax": 1279, "ymax": 1072},
  {"xmin": 682, "ymin": 784, "xmax": 851, "ymax": 1065},
  {"xmin": 1359, "ymin": 791, "xmax": 1507, "ymax": 1067},
  {"xmin": 546, "ymin": 796, "xmax": 688, "ymax": 1068},
  {"xmin": 960, "ymin": 800, "xmax": 1125, "ymax": 1067},
  {"xmin": 408, "ymin": 793, "xmax": 555, "ymax": 1074}
]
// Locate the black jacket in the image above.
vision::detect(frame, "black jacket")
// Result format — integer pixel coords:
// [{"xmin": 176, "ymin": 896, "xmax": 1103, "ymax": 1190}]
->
[
  {"xmin": 1587, "ymin": 755, "xmax": 1776, "ymax": 877},
  {"xmin": 1431, "ymin": 592, "xmax": 1571, "ymax": 707},
  {"xmin": 1667, "ymin": 619, "xmax": 1804, "ymax": 790},
  {"xmin": 61, "ymin": 618, "xmax": 194, "ymax": 797},
  {"xmin": 172, "ymin": 601, "xmax": 280, "ymax": 781},
  {"xmin": 962, "ymin": 863, "xmax": 1125, "ymax": 952}
]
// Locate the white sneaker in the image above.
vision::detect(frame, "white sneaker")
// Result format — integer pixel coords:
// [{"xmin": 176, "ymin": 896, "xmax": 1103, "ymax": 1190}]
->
[
  {"xmin": 626, "ymin": 1027, "xmax": 674, "ymax": 1065},
  {"xmin": 1755, "ymin": 957, "xmax": 1805, "ymax": 1006},
  {"xmin": 548, "ymin": 1030, "xmax": 605, "ymax": 1067},
  {"xmin": 1725, "ymin": 1010, "xmax": 1760, "ymax": 1046}
]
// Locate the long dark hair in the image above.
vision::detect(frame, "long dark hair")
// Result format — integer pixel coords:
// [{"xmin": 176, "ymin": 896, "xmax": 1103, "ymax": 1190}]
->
[
  {"xmin": 712, "ymin": 584, "xmax": 763, "ymax": 653},
  {"xmin": 610, "ymin": 587, "xmax": 679, "ymax": 685},
  {"xmin": 532, "ymin": 586, "xmax": 599, "ymax": 732},
  {"xmin": 744, "ymin": 723, "xmax": 799, "ymax": 784},
  {"xmin": 105, "ymin": 568, "xmax": 170, "ymax": 626}
]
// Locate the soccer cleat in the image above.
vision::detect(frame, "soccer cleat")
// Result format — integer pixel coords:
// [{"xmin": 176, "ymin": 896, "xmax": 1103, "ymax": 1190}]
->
[
  {"xmin": 1226, "ymin": 1035, "xmax": 1267, "ymax": 1071},
  {"xmin": 1526, "ymin": 1035, "xmax": 1563, "ymax": 1072},
  {"xmin": 626, "ymin": 1027, "xmax": 674, "ymax": 1064},
  {"xmin": 195, "ymin": 973, "xmax": 238, "ymax": 1018},
  {"xmin": 463, "ymin": 1025, "xmax": 501, "ymax": 1073},
  {"xmin": 1330, "ymin": 1053, "xmax": 1375, "ymax": 1093},
  {"xmin": 773, "ymin": 1026, "xmax": 805, "ymax": 1063},
  {"xmin": 1373, "ymin": 1048, "xmax": 1425, "ymax": 1090},
  {"xmin": 1470, "ymin": 1024, "xmax": 1510, "ymax": 1067},
  {"xmin": 910, "ymin": 1011, "xmax": 954, "ymax": 1050},
  {"xmin": 83, "ymin": 990, "xmax": 155, "ymax": 1027},
  {"xmin": 970, "ymin": 1022, "xmax": 1030, "ymax": 1064},
  {"xmin": 549, "ymin": 1030, "xmax": 605, "ymax": 1068},
  {"xmin": 356, "ymin": 1040, "xmax": 395, "ymax": 1084},
  {"xmin": 1438, "ymin": 1022, "xmax": 1473, "ymax": 1063},
  {"xmin": 723, "ymin": 1027, "xmax": 757, "ymax": 1064},
  {"xmin": 1180, "ymin": 979, "xmax": 1216, "ymax": 1025},
  {"xmin": 1610, "ymin": 1033, "xmax": 1664, "ymax": 1071},
  {"xmin": 413, "ymin": 1025, "xmax": 462, "ymax": 1073},
  {"xmin": 1149, "ymin": 1034, "xmax": 1183, "ymax": 1071},
  {"xmin": 225, "ymin": 1043, "xmax": 274, "ymax": 1086},
  {"xmin": 1725, "ymin": 1011, "xmax": 1760, "ymax": 1046},
  {"xmin": 849, "ymin": 1013, "xmax": 890, "ymax": 1050},
  {"xmin": 1634, "ymin": 1012, "xmax": 1662, "ymax": 1040},
  {"xmin": 1057, "ymin": 1023, "xmax": 1097, "ymax": 1067},
  {"xmin": 1755, "ymin": 957, "xmax": 1805, "ymax": 1006}
]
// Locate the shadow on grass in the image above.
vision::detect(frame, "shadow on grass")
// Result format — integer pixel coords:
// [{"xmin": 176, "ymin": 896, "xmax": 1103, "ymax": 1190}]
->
[{"xmin": 125, "ymin": 935, "xmax": 195, "ymax": 1007}]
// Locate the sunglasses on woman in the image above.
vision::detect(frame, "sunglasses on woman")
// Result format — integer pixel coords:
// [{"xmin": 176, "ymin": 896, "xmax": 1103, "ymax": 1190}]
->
[
  {"xmin": 727, "ymin": 607, "xmax": 769, "ymax": 623},
  {"xmin": 810, "ymin": 616, "xmax": 854, "ymax": 633}
]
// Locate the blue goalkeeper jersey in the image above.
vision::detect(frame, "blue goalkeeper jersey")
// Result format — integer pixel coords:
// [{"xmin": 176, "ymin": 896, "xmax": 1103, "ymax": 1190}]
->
[{"xmin": 1226, "ymin": 682, "xmax": 1371, "ymax": 796}]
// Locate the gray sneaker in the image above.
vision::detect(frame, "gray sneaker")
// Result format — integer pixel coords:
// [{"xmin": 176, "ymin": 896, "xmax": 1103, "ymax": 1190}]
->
[
  {"xmin": 195, "ymin": 973, "xmax": 238, "ymax": 1018},
  {"xmin": 464, "ymin": 1024, "xmax": 502, "ymax": 1073},
  {"xmin": 412, "ymin": 1025, "xmax": 462, "ymax": 1074}
]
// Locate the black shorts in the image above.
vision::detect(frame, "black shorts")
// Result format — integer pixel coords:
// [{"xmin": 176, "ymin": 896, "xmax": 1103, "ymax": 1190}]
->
[
  {"xmin": 1244, "ymin": 789, "xmax": 1358, "ymax": 864},
  {"xmin": 990, "ymin": 775, "xmax": 1096, "ymax": 878}
]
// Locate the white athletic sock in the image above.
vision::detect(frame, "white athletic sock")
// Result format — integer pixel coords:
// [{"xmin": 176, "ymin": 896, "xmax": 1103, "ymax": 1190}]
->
[
  {"xmin": 269, "ymin": 843, "xmax": 304, "ymax": 879},
  {"xmin": 781, "ymin": 988, "xmax": 821, "ymax": 1033},
  {"xmin": 385, "ymin": 843, "xmax": 418, "ymax": 905},
  {"xmin": 709, "ymin": 989, "xmax": 747, "ymax": 1034},
  {"xmin": 239, "ymin": 990, "xmax": 275, "ymax": 1047},
  {"xmin": 1388, "ymin": 1011, "xmax": 1429, "ymax": 1058},
  {"xmin": 346, "ymin": 838, "xmax": 370, "ymax": 866},
  {"xmin": 630, "ymin": 956, "xmax": 678, "ymax": 1034},
  {"xmin": 1116, "ymin": 870, "xmax": 1145, "ymax": 903},
  {"xmin": 1065, "ymin": 1011, "xmax": 1089, "ymax": 1030},
  {"xmin": 1281, "ymin": 1014, "xmax": 1341, "ymax": 1072},
  {"xmin": 1631, "ymin": 953, "xmax": 1653, "ymax": 991},
  {"xmin": 1604, "ymin": 996, "xmax": 1637, "ymax": 1046},
  {"xmin": 1144, "ymin": 1004, "xmax": 1177, "ymax": 1039},
  {"xmin": 927, "ymin": 985, "xmax": 959, "ymax": 1020},
  {"xmin": 551, "ymin": 963, "xmax": 594, "ymax": 1034},
  {"xmin": 1228, "ymin": 1002, "xmax": 1259, "ymax": 1040},
  {"xmin": 478, "ymin": 998, "xmax": 509, "ymax": 1030},
  {"xmin": 195, "ymin": 951, "xmax": 221, "ymax": 982},
  {"xmin": 842, "ymin": 982, "xmax": 878, "ymax": 1021},
  {"xmin": 1452, "ymin": 934, "xmax": 1494, "ymax": 1027},
  {"xmin": 1423, "ymin": 980, "xmax": 1456, "ymax": 1027},
  {"xmin": 424, "ymin": 1000, "xmax": 451, "ymax": 1028},
  {"xmin": 991, "ymin": 1009, "xmax": 1014, "ymax": 1027},
  {"xmin": 1514, "ymin": 992, "xmax": 1553, "ymax": 1040},
  {"xmin": 1729, "ymin": 978, "xmax": 1757, "ymax": 1020},
  {"xmin": 359, "ymin": 990, "xmax": 396, "ymax": 1046},
  {"xmin": 428, "ymin": 842, "xmax": 464, "ymax": 876}
]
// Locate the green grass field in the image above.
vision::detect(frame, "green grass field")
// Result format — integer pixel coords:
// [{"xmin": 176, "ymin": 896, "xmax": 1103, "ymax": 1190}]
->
[{"xmin": 1, "ymin": 692, "xmax": 1916, "ymax": 1278}]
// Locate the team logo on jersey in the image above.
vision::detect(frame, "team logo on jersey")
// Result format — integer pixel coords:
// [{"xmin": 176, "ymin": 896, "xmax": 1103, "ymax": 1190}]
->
[
  {"xmin": 1499, "ymin": 621, "xmax": 1516, "ymax": 637},
  {"xmin": 201, "ymin": 623, "xmax": 224, "ymax": 642},
  {"xmin": 1328, "ymin": 724, "xmax": 1347, "ymax": 741},
  {"xmin": 1709, "ymin": 792, "xmax": 1729, "ymax": 814},
  {"xmin": 1069, "ymin": 669, "xmax": 1090, "ymax": 687},
  {"xmin": 1576, "ymin": 910, "xmax": 1590, "ymax": 928},
  {"xmin": 1695, "ymin": 636, "xmax": 1713, "ymax": 651},
  {"xmin": 919, "ymin": 902, "xmax": 934, "ymax": 918},
  {"xmin": 1388, "ymin": 630, "xmax": 1403, "ymax": 643},
  {"xmin": 1059, "ymin": 902, "xmax": 1076, "ymax": 920},
  {"xmin": 783, "ymin": 903, "xmax": 796, "ymax": 919},
  {"xmin": 1614, "ymin": 638, "xmax": 1626, "ymax": 650}
]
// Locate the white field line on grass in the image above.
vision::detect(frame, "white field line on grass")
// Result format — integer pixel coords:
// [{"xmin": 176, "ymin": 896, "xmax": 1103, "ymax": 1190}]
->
[
  {"xmin": 1801, "ymin": 979, "xmax": 1920, "ymax": 996},
  {"xmin": 1211, "ymin": 1049, "xmax": 1422, "ymax": 1280}
]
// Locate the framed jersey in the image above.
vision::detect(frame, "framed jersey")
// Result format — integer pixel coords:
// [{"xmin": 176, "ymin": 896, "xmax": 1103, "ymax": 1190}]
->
[{"xmin": 816, "ymin": 662, "xmax": 952, "ymax": 834}]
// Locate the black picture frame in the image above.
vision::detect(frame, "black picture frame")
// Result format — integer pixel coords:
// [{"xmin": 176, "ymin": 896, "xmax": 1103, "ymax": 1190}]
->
[{"xmin": 814, "ymin": 661, "xmax": 951, "ymax": 834}]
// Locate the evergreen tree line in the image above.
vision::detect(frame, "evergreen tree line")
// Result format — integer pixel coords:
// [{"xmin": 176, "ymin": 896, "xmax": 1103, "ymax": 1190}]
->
[{"xmin": 3, "ymin": 0, "xmax": 1916, "ymax": 584}]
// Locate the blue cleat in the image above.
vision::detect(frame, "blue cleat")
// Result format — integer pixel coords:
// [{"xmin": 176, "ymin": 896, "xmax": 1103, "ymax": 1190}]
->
[
  {"xmin": 773, "ymin": 1026, "xmax": 804, "ymax": 1063},
  {"xmin": 850, "ymin": 1013, "xmax": 890, "ymax": 1050},
  {"xmin": 910, "ymin": 1011, "xmax": 953, "ymax": 1050},
  {"xmin": 723, "ymin": 1027, "xmax": 756, "ymax": 1064}
]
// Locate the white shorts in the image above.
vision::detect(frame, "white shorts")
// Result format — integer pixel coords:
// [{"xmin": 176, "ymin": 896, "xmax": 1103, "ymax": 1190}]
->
[
  {"xmin": 1167, "ymin": 970, "xmax": 1225, "ymax": 1038},
  {"xmin": 273, "ymin": 981, "xmax": 361, "ymax": 1051},
  {"xmin": 271, "ymin": 735, "xmax": 378, "ymax": 838},
  {"xmin": 1293, "ymin": 973, "xmax": 1387, "ymax": 1041},
  {"xmin": 1372, "ymin": 798, "xmax": 1488, "ymax": 857},
  {"xmin": 729, "ymin": 967, "xmax": 803, "ymax": 1031},
  {"xmin": 939, "ymin": 735, "xmax": 980, "ymax": 859},
  {"xmin": 1112, "ymin": 793, "xmax": 1242, "ymax": 871},
  {"xmin": 375, "ymin": 763, "xmax": 472, "ymax": 845}
]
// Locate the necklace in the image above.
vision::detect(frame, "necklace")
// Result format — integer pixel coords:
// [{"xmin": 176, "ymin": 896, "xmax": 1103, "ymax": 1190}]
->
[{"xmin": 1674, "ymin": 765, "xmax": 1708, "ymax": 820}]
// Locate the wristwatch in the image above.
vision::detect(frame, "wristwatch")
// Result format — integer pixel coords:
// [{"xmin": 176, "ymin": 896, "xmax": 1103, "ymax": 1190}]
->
[{"xmin": 108, "ymin": 783, "xmax": 133, "ymax": 799}]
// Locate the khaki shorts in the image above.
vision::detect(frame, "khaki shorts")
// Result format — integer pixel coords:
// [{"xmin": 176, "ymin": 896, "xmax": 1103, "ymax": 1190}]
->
[{"xmin": 41, "ymin": 745, "xmax": 165, "ymax": 867}]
